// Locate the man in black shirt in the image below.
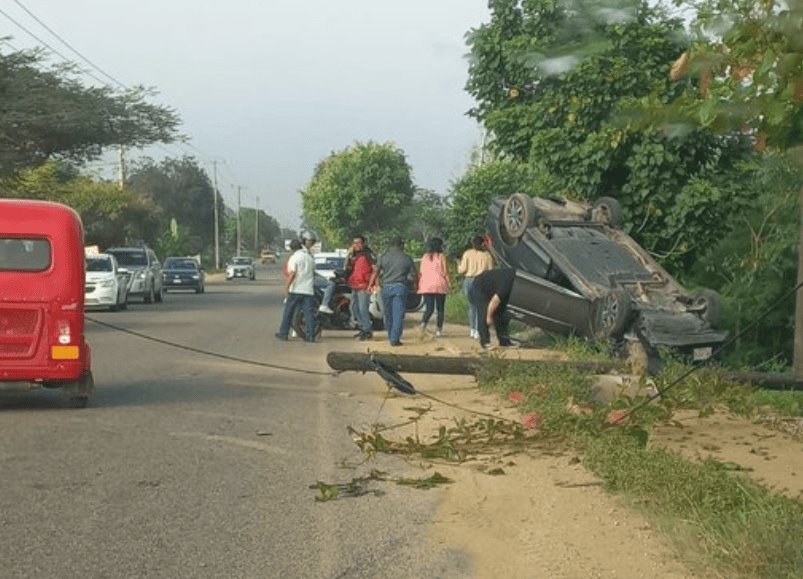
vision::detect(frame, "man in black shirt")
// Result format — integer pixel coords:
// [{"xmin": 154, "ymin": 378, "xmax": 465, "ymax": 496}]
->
[{"xmin": 473, "ymin": 268, "xmax": 519, "ymax": 349}]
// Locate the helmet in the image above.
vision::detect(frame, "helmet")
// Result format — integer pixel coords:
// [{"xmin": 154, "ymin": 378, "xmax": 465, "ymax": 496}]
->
[{"xmin": 300, "ymin": 230, "xmax": 317, "ymax": 244}]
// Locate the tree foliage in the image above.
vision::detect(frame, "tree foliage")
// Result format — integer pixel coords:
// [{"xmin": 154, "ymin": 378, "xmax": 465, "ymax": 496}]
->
[
  {"xmin": 0, "ymin": 161, "xmax": 159, "ymax": 248},
  {"xmin": 0, "ymin": 47, "xmax": 181, "ymax": 177},
  {"xmin": 300, "ymin": 141, "xmax": 415, "ymax": 246},
  {"xmin": 464, "ymin": 0, "xmax": 757, "ymax": 271},
  {"xmin": 669, "ymin": 0, "xmax": 802, "ymax": 150},
  {"xmin": 126, "ymin": 157, "xmax": 219, "ymax": 255}
]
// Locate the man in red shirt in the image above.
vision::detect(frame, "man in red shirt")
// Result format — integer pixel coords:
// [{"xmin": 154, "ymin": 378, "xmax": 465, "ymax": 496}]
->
[{"xmin": 345, "ymin": 235, "xmax": 377, "ymax": 340}]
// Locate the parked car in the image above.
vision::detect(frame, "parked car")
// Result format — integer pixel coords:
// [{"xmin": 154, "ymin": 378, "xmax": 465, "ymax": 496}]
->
[
  {"xmin": 314, "ymin": 253, "xmax": 346, "ymax": 280},
  {"xmin": 163, "ymin": 257, "xmax": 205, "ymax": 293},
  {"xmin": 85, "ymin": 253, "xmax": 129, "ymax": 311},
  {"xmin": 106, "ymin": 246, "xmax": 164, "ymax": 304},
  {"xmin": 486, "ymin": 194, "xmax": 727, "ymax": 362},
  {"xmin": 225, "ymin": 256, "xmax": 255, "ymax": 280}
]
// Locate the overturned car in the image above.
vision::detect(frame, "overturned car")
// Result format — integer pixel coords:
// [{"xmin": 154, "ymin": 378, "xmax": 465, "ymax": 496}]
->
[{"xmin": 486, "ymin": 194, "xmax": 727, "ymax": 361}]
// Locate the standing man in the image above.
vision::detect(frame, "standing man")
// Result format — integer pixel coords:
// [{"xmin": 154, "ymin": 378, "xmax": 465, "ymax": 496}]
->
[
  {"xmin": 275, "ymin": 238, "xmax": 317, "ymax": 342},
  {"xmin": 370, "ymin": 238, "xmax": 416, "ymax": 346},
  {"xmin": 345, "ymin": 235, "xmax": 376, "ymax": 341},
  {"xmin": 473, "ymin": 267, "xmax": 520, "ymax": 350},
  {"xmin": 300, "ymin": 230, "xmax": 335, "ymax": 314}
]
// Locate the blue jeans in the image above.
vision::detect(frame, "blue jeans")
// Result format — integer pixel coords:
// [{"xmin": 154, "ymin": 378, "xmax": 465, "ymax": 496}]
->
[
  {"xmin": 277, "ymin": 293, "xmax": 316, "ymax": 340},
  {"xmin": 381, "ymin": 283, "xmax": 408, "ymax": 344},
  {"xmin": 314, "ymin": 276, "xmax": 335, "ymax": 307},
  {"xmin": 352, "ymin": 289, "xmax": 372, "ymax": 334},
  {"xmin": 463, "ymin": 277, "xmax": 477, "ymax": 331}
]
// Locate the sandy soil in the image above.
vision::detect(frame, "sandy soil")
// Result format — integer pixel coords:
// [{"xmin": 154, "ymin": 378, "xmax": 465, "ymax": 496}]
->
[{"xmin": 337, "ymin": 318, "xmax": 803, "ymax": 578}]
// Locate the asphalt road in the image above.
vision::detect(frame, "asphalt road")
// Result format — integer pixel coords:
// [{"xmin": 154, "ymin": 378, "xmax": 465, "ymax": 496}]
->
[{"xmin": 0, "ymin": 265, "xmax": 470, "ymax": 578}]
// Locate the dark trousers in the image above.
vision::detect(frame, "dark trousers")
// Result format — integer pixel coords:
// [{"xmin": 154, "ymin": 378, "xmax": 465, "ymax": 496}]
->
[
  {"xmin": 476, "ymin": 296, "xmax": 511, "ymax": 347},
  {"xmin": 421, "ymin": 293, "xmax": 446, "ymax": 328}
]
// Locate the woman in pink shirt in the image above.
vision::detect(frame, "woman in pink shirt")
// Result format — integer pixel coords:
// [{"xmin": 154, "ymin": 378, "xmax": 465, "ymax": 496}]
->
[{"xmin": 417, "ymin": 237, "xmax": 451, "ymax": 336}]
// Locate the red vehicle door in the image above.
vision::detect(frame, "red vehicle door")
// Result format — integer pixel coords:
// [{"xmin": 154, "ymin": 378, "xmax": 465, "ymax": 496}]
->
[{"xmin": 0, "ymin": 200, "xmax": 92, "ymax": 403}]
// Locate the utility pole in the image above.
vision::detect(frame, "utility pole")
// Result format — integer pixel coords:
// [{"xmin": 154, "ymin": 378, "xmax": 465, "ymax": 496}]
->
[
  {"xmin": 254, "ymin": 195, "xmax": 260, "ymax": 251},
  {"xmin": 117, "ymin": 145, "xmax": 126, "ymax": 189},
  {"xmin": 212, "ymin": 161, "xmax": 220, "ymax": 269},
  {"xmin": 236, "ymin": 186, "xmax": 242, "ymax": 257}
]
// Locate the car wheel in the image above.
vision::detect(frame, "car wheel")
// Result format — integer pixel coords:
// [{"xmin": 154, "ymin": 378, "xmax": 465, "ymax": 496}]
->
[
  {"xmin": 592, "ymin": 289, "xmax": 631, "ymax": 339},
  {"xmin": 502, "ymin": 193, "xmax": 537, "ymax": 239},
  {"xmin": 143, "ymin": 284, "xmax": 154, "ymax": 303},
  {"xmin": 693, "ymin": 289, "xmax": 723, "ymax": 329},
  {"xmin": 590, "ymin": 197, "xmax": 623, "ymax": 228}
]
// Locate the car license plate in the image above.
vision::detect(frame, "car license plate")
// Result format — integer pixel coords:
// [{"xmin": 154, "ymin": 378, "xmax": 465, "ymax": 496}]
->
[
  {"xmin": 693, "ymin": 346, "xmax": 712, "ymax": 361},
  {"xmin": 173, "ymin": 279, "xmax": 182, "ymax": 283}
]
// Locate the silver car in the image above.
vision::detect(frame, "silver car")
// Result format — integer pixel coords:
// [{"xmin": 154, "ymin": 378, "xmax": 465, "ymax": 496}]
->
[{"xmin": 105, "ymin": 246, "xmax": 164, "ymax": 304}]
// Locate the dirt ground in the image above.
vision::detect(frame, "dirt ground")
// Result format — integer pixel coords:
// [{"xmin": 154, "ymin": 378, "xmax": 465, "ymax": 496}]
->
[{"xmin": 344, "ymin": 319, "xmax": 803, "ymax": 578}]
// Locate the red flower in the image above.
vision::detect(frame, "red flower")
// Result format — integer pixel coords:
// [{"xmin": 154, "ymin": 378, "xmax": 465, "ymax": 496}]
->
[
  {"xmin": 521, "ymin": 412, "xmax": 542, "ymax": 430},
  {"xmin": 606, "ymin": 409, "xmax": 628, "ymax": 425},
  {"xmin": 508, "ymin": 390, "xmax": 524, "ymax": 404}
]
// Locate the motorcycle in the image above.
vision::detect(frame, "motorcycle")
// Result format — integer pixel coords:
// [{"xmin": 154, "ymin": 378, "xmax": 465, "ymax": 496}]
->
[
  {"xmin": 292, "ymin": 269, "xmax": 423, "ymax": 340},
  {"xmin": 291, "ymin": 270, "xmax": 383, "ymax": 339}
]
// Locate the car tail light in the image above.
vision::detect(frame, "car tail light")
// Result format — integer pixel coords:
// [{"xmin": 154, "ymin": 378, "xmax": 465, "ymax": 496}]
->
[{"xmin": 57, "ymin": 320, "xmax": 72, "ymax": 344}]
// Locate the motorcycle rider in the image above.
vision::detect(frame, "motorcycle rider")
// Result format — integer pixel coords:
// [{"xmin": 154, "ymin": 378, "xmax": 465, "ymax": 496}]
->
[{"xmin": 300, "ymin": 230, "xmax": 336, "ymax": 314}]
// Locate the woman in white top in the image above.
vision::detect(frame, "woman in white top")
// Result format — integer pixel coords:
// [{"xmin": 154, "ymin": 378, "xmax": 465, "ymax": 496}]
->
[{"xmin": 457, "ymin": 235, "xmax": 494, "ymax": 339}]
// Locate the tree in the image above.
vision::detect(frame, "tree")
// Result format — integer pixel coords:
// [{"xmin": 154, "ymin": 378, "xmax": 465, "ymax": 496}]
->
[
  {"xmin": 464, "ymin": 0, "xmax": 757, "ymax": 271},
  {"xmin": 300, "ymin": 141, "xmax": 415, "ymax": 245},
  {"xmin": 0, "ymin": 160, "xmax": 160, "ymax": 248},
  {"xmin": 0, "ymin": 47, "xmax": 181, "ymax": 177},
  {"xmin": 126, "ymin": 157, "xmax": 219, "ymax": 255},
  {"xmin": 445, "ymin": 159, "xmax": 533, "ymax": 254},
  {"xmin": 664, "ymin": 0, "xmax": 803, "ymax": 372}
]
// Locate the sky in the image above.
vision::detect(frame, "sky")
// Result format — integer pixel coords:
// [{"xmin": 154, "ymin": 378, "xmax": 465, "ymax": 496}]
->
[{"xmin": 1, "ymin": 0, "xmax": 491, "ymax": 228}]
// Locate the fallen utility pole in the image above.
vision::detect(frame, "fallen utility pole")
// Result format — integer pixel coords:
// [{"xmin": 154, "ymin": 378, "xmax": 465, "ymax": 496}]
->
[
  {"xmin": 326, "ymin": 352, "xmax": 622, "ymax": 376},
  {"xmin": 326, "ymin": 352, "xmax": 803, "ymax": 391}
]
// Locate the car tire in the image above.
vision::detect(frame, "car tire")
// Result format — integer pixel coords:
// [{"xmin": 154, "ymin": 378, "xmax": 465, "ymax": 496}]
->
[
  {"xmin": 195, "ymin": 286, "xmax": 202, "ymax": 294},
  {"xmin": 693, "ymin": 289, "xmax": 723, "ymax": 329},
  {"xmin": 590, "ymin": 197, "xmax": 623, "ymax": 228},
  {"xmin": 63, "ymin": 370, "xmax": 93, "ymax": 409},
  {"xmin": 502, "ymin": 193, "xmax": 537, "ymax": 239},
  {"xmin": 592, "ymin": 289, "xmax": 631, "ymax": 339}
]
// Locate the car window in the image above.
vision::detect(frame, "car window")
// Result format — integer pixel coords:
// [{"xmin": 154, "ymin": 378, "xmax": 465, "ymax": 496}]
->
[
  {"xmin": 86, "ymin": 257, "xmax": 113, "ymax": 272},
  {"xmin": 0, "ymin": 238, "xmax": 51, "ymax": 271},
  {"xmin": 232, "ymin": 258, "xmax": 252, "ymax": 265},
  {"xmin": 164, "ymin": 258, "xmax": 198, "ymax": 270},
  {"xmin": 107, "ymin": 250, "xmax": 148, "ymax": 267},
  {"xmin": 316, "ymin": 257, "xmax": 345, "ymax": 270}
]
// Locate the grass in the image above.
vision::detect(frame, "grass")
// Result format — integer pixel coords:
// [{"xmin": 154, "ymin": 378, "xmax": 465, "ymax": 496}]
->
[
  {"xmin": 475, "ymin": 357, "xmax": 803, "ymax": 579},
  {"xmin": 427, "ymin": 290, "xmax": 803, "ymax": 575}
]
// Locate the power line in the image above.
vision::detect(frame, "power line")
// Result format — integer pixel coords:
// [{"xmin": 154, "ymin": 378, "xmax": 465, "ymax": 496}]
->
[
  {"xmin": 10, "ymin": 0, "xmax": 127, "ymax": 90},
  {"xmin": 0, "ymin": 6, "xmax": 109, "ymax": 87}
]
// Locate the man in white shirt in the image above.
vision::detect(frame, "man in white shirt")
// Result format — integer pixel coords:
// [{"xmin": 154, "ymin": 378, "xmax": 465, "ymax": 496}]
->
[{"xmin": 276, "ymin": 239, "xmax": 318, "ymax": 342}]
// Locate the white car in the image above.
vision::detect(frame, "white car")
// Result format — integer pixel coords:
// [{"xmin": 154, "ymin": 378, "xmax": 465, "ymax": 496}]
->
[
  {"xmin": 85, "ymin": 253, "xmax": 129, "ymax": 311},
  {"xmin": 313, "ymin": 253, "xmax": 346, "ymax": 280}
]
